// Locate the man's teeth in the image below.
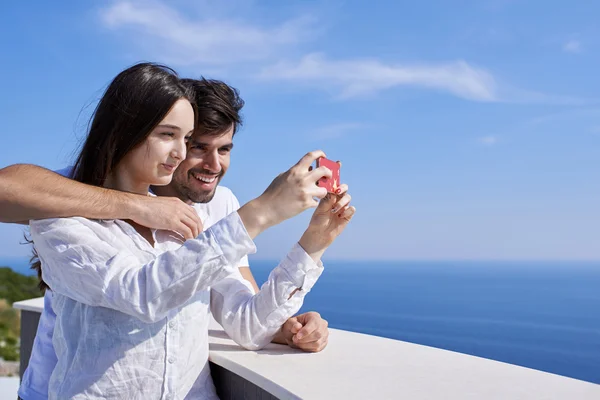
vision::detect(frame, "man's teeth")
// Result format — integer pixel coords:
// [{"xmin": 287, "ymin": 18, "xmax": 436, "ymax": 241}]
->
[{"xmin": 193, "ymin": 173, "xmax": 216, "ymax": 183}]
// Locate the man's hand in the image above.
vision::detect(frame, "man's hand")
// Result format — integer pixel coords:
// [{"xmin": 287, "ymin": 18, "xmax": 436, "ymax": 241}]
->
[
  {"xmin": 273, "ymin": 312, "xmax": 329, "ymax": 353},
  {"xmin": 130, "ymin": 196, "xmax": 203, "ymax": 240}
]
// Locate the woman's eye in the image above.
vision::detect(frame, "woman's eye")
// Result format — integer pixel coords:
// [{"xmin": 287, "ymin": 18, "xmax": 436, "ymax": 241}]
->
[{"xmin": 162, "ymin": 132, "xmax": 175, "ymax": 138}]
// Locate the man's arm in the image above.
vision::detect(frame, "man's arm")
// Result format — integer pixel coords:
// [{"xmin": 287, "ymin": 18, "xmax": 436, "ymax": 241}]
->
[
  {"xmin": 0, "ymin": 164, "xmax": 134, "ymax": 222},
  {"xmin": 0, "ymin": 164, "xmax": 202, "ymax": 238}
]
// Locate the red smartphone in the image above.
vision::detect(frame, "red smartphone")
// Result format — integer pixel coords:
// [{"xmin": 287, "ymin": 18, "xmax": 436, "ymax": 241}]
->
[{"xmin": 316, "ymin": 157, "xmax": 341, "ymax": 193}]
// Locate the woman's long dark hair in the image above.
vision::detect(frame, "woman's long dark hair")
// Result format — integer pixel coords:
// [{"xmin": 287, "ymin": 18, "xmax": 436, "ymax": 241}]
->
[{"xmin": 31, "ymin": 62, "xmax": 196, "ymax": 291}]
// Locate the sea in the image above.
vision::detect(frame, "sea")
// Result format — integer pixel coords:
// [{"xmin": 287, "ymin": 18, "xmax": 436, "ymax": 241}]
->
[{"xmin": 3, "ymin": 256, "xmax": 599, "ymax": 384}]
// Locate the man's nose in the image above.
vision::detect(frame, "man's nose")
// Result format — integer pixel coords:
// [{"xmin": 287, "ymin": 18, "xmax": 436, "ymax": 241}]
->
[{"xmin": 203, "ymin": 151, "xmax": 220, "ymax": 172}]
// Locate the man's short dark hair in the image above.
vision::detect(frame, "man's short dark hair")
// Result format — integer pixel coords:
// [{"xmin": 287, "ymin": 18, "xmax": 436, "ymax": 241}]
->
[{"xmin": 181, "ymin": 78, "xmax": 244, "ymax": 136}]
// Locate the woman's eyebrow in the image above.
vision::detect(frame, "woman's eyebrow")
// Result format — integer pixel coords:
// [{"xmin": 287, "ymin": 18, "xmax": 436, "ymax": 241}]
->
[{"xmin": 156, "ymin": 124, "xmax": 181, "ymax": 130}]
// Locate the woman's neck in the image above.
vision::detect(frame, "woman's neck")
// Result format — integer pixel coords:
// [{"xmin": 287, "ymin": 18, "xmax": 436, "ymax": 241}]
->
[
  {"xmin": 104, "ymin": 170, "xmax": 155, "ymax": 246},
  {"xmin": 104, "ymin": 171, "xmax": 150, "ymax": 196}
]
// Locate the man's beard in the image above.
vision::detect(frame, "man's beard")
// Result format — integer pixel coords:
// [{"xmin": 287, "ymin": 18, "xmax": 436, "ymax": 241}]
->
[{"xmin": 172, "ymin": 170, "xmax": 222, "ymax": 204}]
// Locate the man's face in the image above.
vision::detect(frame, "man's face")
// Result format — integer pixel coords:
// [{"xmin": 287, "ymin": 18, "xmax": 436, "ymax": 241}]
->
[{"xmin": 169, "ymin": 125, "xmax": 234, "ymax": 204}]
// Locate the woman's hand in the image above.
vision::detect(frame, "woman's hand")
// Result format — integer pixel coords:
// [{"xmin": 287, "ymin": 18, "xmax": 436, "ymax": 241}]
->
[
  {"xmin": 239, "ymin": 151, "xmax": 331, "ymax": 238},
  {"xmin": 298, "ymin": 180, "xmax": 355, "ymax": 262}
]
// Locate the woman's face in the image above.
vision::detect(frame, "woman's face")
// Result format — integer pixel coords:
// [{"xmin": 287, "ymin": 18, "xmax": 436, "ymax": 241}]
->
[{"xmin": 119, "ymin": 99, "xmax": 195, "ymax": 189}]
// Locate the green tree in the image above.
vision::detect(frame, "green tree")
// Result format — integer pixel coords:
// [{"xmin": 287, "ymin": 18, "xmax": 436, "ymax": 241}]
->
[
  {"xmin": 0, "ymin": 266, "xmax": 41, "ymax": 363},
  {"xmin": 0, "ymin": 267, "xmax": 41, "ymax": 304}
]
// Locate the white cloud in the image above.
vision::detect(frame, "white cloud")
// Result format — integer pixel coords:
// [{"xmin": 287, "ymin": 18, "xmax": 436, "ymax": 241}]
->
[
  {"xmin": 97, "ymin": 1, "xmax": 585, "ymax": 105},
  {"xmin": 99, "ymin": 1, "xmax": 317, "ymax": 66},
  {"xmin": 478, "ymin": 136, "xmax": 498, "ymax": 146},
  {"xmin": 260, "ymin": 53, "xmax": 498, "ymax": 102},
  {"xmin": 312, "ymin": 122, "xmax": 364, "ymax": 140},
  {"xmin": 563, "ymin": 39, "xmax": 582, "ymax": 54}
]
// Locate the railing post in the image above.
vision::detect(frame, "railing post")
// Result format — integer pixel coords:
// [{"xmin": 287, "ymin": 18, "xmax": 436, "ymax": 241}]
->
[{"xmin": 18, "ymin": 310, "xmax": 41, "ymax": 381}]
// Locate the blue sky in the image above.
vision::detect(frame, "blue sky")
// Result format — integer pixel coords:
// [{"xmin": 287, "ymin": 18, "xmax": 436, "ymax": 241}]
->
[{"xmin": 1, "ymin": 0, "xmax": 599, "ymax": 261}]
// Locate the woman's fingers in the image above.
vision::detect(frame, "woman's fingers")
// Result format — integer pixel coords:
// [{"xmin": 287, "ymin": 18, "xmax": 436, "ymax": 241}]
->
[
  {"xmin": 331, "ymin": 192, "xmax": 351, "ymax": 214},
  {"xmin": 339, "ymin": 205, "xmax": 356, "ymax": 220}
]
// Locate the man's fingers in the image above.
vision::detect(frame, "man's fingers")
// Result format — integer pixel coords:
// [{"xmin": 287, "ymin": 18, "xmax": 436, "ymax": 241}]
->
[
  {"xmin": 297, "ymin": 336, "xmax": 328, "ymax": 352},
  {"xmin": 286, "ymin": 315, "xmax": 303, "ymax": 334},
  {"xmin": 181, "ymin": 216, "xmax": 198, "ymax": 238},
  {"xmin": 185, "ymin": 213, "xmax": 204, "ymax": 237},
  {"xmin": 291, "ymin": 322, "xmax": 303, "ymax": 334},
  {"xmin": 294, "ymin": 316, "xmax": 321, "ymax": 341},
  {"xmin": 287, "ymin": 313, "xmax": 329, "ymax": 352},
  {"xmin": 294, "ymin": 326, "xmax": 329, "ymax": 345},
  {"xmin": 283, "ymin": 317, "xmax": 301, "ymax": 333},
  {"xmin": 185, "ymin": 208, "xmax": 203, "ymax": 234},
  {"xmin": 294, "ymin": 328, "xmax": 322, "ymax": 343},
  {"xmin": 177, "ymin": 223, "xmax": 194, "ymax": 240},
  {"xmin": 183, "ymin": 206, "xmax": 203, "ymax": 238}
]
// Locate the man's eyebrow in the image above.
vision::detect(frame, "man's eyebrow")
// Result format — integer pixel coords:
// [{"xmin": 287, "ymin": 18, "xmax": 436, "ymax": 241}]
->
[{"xmin": 189, "ymin": 140, "xmax": 234, "ymax": 149}]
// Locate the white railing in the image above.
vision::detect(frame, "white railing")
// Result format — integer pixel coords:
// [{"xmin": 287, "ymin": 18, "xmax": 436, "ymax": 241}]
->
[{"xmin": 13, "ymin": 297, "xmax": 600, "ymax": 399}]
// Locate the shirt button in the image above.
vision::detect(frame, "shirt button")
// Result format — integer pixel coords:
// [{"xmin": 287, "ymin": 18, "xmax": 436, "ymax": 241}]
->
[
  {"xmin": 168, "ymin": 357, "xmax": 175, "ymax": 364},
  {"xmin": 169, "ymin": 320, "xmax": 176, "ymax": 329}
]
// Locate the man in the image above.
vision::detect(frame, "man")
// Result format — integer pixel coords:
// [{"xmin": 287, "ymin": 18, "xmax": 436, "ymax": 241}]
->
[{"xmin": 1, "ymin": 78, "xmax": 333, "ymax": 399}]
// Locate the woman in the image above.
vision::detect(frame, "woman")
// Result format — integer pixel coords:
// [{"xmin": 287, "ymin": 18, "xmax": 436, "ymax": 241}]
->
[{"xmin": 29, "ymin": 62, "xmax": 355, "ymax": 399}]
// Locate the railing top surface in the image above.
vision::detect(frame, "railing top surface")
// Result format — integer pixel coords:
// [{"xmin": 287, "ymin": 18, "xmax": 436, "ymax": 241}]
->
[{"xmin": 14, "ymin": 297, "xmax": 600, "ymax": 399}]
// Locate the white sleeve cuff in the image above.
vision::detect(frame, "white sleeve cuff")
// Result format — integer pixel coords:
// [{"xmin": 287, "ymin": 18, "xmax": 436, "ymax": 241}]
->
[
  {"xmin": 208, "ymin": 211, "xmax": 257, "ymax": 265},
  {"xmin": 279, "ymin": 242, "xmax": 324, "ymax": 293}
]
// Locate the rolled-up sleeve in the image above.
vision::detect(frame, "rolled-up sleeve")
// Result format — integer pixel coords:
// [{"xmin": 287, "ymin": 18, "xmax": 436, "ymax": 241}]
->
[
  {"xmin": 30, "ymin": 212, "xmax": 256, "ymax": 323},
  {"xmin": 210, "ymin": 242, "xmax": 324, "ymax": 350}
]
